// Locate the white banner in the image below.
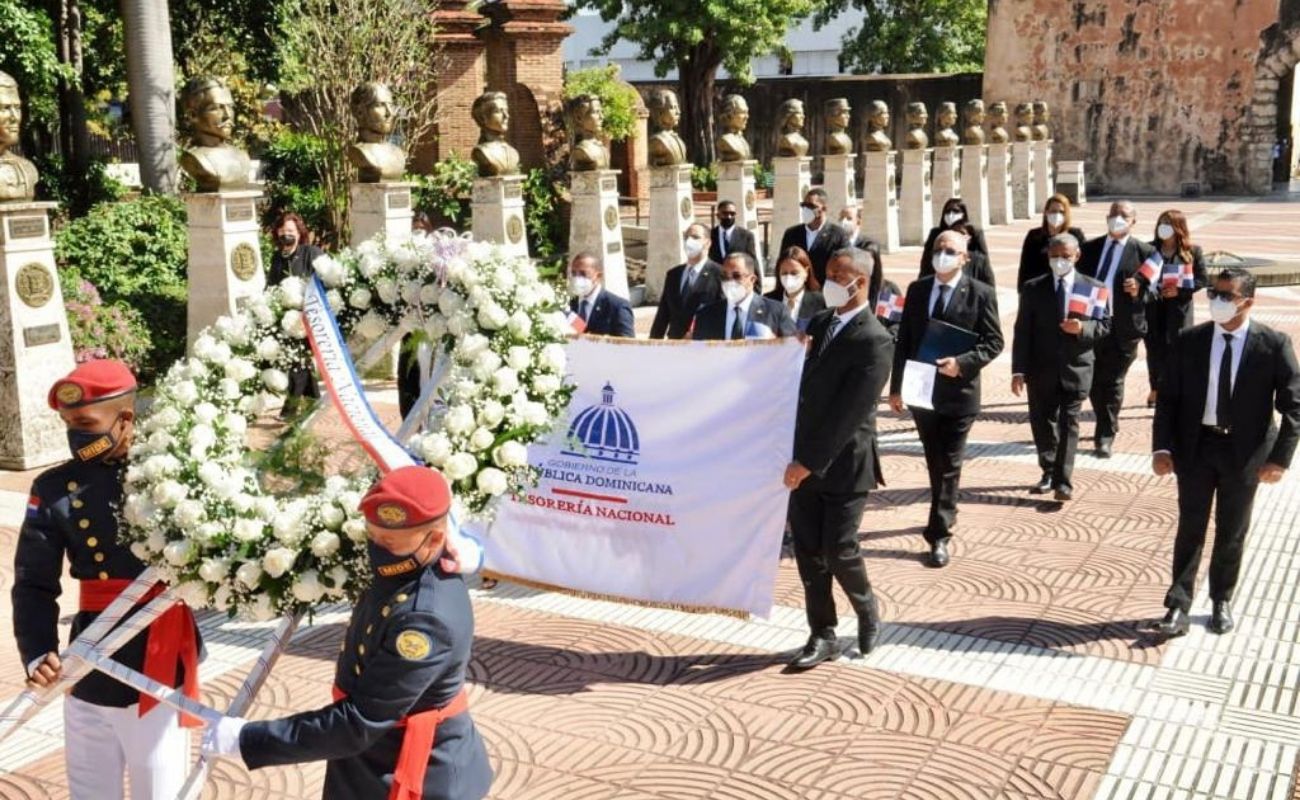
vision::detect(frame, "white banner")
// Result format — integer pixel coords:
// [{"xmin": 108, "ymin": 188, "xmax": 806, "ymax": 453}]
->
[{"xmin": 481, "ymin": 337, "xmax": 804, "ymax": 618}]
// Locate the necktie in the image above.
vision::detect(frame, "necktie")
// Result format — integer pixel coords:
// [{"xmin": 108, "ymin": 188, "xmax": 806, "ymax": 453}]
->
[
  {"xmin": 1056, "ymin": 278, "xmax": 1068, "ymax": 321},
  {"xmin": 720, "ymin": 229, "xmax": 728, "ymax": 257},
  {"xmin": 1098, "ymin": 240, "xmax": 1115, "ymax": 285},
  {"xmin": 932, "ymin": 284, "xmax": 950, "ymax": 321},
  {"xmin": 1217, "ymin": 333, "xmax": 1234, "ymax": 429},
  {"xmin": 579, "ymin": 299, "xmax": 590, "ymax": 321},
  {"xmin": 730, "ymin": 305, "xmax": 743, "ymax": 340},
  {"xmin": 683, "ymin": 267, "xmax": 696, "ymax": 294},
  {"xmin": 817, "ymin": 316, "xmax": 842, "ymax": 358}
]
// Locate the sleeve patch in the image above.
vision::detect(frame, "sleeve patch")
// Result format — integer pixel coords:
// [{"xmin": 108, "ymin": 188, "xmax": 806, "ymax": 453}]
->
[{"xmin": 395, "ymin": 630, "xmax": 432, "ymax": 661}]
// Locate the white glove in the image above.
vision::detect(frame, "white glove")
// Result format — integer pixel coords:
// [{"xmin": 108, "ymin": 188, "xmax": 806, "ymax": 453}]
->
[{"xmin": 201, "ymin": 716, "xmax": 248, "ymax": 761}]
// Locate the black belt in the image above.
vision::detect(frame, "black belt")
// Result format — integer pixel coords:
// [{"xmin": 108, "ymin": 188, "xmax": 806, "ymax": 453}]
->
[{"xmin": 1202, "ymin": 424, "xmax": 1233, "ymax": 437}]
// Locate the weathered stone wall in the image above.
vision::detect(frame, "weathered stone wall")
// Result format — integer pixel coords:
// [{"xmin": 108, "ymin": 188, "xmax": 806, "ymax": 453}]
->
[{"xmin": 984, "ymin": 0, "xmax": 1290, "ymax": 195}]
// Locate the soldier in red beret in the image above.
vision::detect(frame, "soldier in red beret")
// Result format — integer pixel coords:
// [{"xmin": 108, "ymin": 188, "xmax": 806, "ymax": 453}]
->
[
  {"xmin": 202, "ymin": 465, "xmax": 493, "ymax": 800},
  {"xmin": 13, "ymin": 359, "xmax": 203, "ymax": 799}
]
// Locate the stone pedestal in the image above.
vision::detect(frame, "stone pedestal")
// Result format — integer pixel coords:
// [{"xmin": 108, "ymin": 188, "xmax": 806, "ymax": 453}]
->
[
  {"xmin": 350, "ymin": 181, "xmax": 415, "ymax": 245},
  {"xmin": 185, "ymin": 190, "xmax": 266, "ymax": 349},
  {"xmin": 716, "ymin": 161, "xmax": 764, "ymax": 270},
  {"xmin": 768, "ymin": 156, "xmax": 811, "ymax": 268},
  {"xmin": 569, "ymin": 170, "xmax": 629, "ymax": 299},
  {"xmin": 823, "ymin": 154, "xmax": 857, "ymax": 219},
  {"xmin": 1033, "ymin": 140, "xmax": 1054, "ymax": 205},
  {"xmin": 931, "ymin": 147, "xmax": 962, "ymax": 220},
  {"xmin": 899, "ymin": 149, "xmax": 934, "ymax": 247},
  {"xmin": 1011, "ymin": 142, "xmax": 1038, "ymax": 220},
  {"xmin": 0, "ymin": 204, "xmax": 76, "ymax": 468},
  {"xmin": 1056, "ymin": 160, "xmax": 1087, "ymax": 205},
  {"xmin": 862, "ymin": 151, "xmax": 900, "ymax": 253},
  {"xmin": 987, "ymin": 143, "xmax": 1014, "ymax": 225},
  {"xmin": 646, "ymin": 165, "xmax": 694, "ymax": 303},
  {"xmin": 471, "ymin": 176, "xmax": 529, "ymax": 259},
  {"xmin": 959, "ymin": 145, "xmax": 990, "ymax": 230}
]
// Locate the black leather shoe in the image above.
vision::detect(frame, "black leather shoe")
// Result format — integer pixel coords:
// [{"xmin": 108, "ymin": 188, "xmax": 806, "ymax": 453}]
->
[
  {"xmin": 788, "ymin": 636, "xmax": 838, "ymax": 670},
  {"xmin": 928, "ymin": 538, "xmax": 950, "ymax": 568},
  {"xmin": 1053, "ymin": 486, "xmax": 1073, "ymax": 502},
  {"xmin": 858, "ymin": 609, "xmax": 881, "ymax": 656},
  {"xmin": 1030, "ymin": 475, "xmax": 1053, "ymax": 494},
  {"xmin": 1146, "ymin": 608, "xmax": 1190, "ymax": 638},
  {"xmin": 1095, "ymin": 439, "xmax": 1113, "ymax": 459},
  {"xmin": 1209, "ymin": 601, "xmax": 1235, "ymax": 635}
]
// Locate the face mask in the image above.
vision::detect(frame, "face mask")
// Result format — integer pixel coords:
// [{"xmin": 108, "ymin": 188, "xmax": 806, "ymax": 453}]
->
[
  {"xmin": 568, "ymin": 276, "xmax": 594, "ymax": 297},
  {"xmin": 1157, "ymin": 223, "xmax": 1175, "ymax": 241},
  {"xmin": 943, "ymin": 211, "xmax": 964, "ymax": 226},
  {"xmin": 800, "ymin": 206, "xmax": 817, "ymax": 226},
  {"xmin": 66, "ymin": 415, "xmax": 123, "ymax": 463},
  {"xmin": 780, "ymin": 273, "xmax": 806, "ymax": 294},
  {"xmin": 1049, "ymin": 257, "xmax": 1074, "ymax": 278},
  {"xmin": 1046, "ymin": 212, "xmax": 1065, "ymax": 228},
  {"xmin": 721, "ymin": 280, "xmax": 748, "ymax": 305},
  {"xmin": 277, "ymin": 234, "xmax": 297, "ymax": 248},
  {"xmin": 823, "ymin": 277, "xmax": 859, "ymax": 308},
  {"xmin": 683, "ymin": 237, "xmax": 705, "ymax": 257},
  {"xmin": 932, "ymin": 253, "xmax": 962, "ymax": 275},
  {"xmin": 839, "ymin": 220, "xmax": 857, "ymax": 237},
  {"xmin": 367, "ymin": 524, "xmax": 439, "ymax": 579},
  {"xmin": 1208, "ymin": 297, "xmax": 1240, "ymax": 325},
  {"xmin": 1107, "ymin": 216, "xmax": 1129, "ymax": 235}
]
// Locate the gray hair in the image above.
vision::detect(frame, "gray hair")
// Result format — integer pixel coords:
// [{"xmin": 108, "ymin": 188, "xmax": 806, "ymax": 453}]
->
[
  {"xmin": 684, "ymin": 222, "xmax": 708, "ymax": 238},
  {"xmin": 722, "ymin": 251, "xmax": 758, "ymax": 276},
  {"xmin": 570, "ymin": 251, "xmax": 604, "ymax": 273},
  {"xmin": 1048, "ymin": 232, "xmax": 1080, "ymax": 252},
  {"xmin": 829, "ymin": 247, "xmax": 874, "ymax": 279},
  {"xmin": 935, "ymin": 229, "xmax": 969, "ymax": 251}
]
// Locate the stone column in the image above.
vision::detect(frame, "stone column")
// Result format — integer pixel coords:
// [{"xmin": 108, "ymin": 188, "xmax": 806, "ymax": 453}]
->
[
  {"xmin": 1011, "ymin": 141, "xmax": 1037, "ymax": 219},
  {"xmin": 1056, "ymin": 160, "xmax": 1086, "ymax": 205},
  {"xmin": 1033, "ymin": 140, "xmax": 1054, "ymax": 204},
  {"xmin": 823, "ymin": 153, "xmax": 856, "ymax": 219},
  {"xmin": 862, "ymin": 151, "xmax": 900, "ymax": 253},
  {"xmin": 716, "ymin": 161, "xmax": 763, "ymax": 269},
  {"xmin": 0, "ymin": 202, "xmax": 76, "ymax": 469},
  {"xmin": 569, "ymin": 170, "xmax": 629, "ymax": 299},
  {"xmin": 987, "ymin": 143, "xmax": 1014, "ymax": 225},
  {"xmin": 471, "ymin": 176, "xmax": 529, "ymax": 258},
  {"xmin": 959, "ymin": 145, "xmax": 990, "ymax": 230},
  {"xmin": 899, "ymin": 149, "xmax": 933, "ymax": 247},
  {"xmin": 768, "ymin": 156, "xmax": 811, "ymax": 268},
  {"xmin": 349, "ymin": 181, "xmax": 415, "ymax": 245},
  {"xmin": 931, "ymin": 146, "xmax": 962, "ymax": 220},
  {"xmin": 185, "ymin": 190, "xmax": 266, "ymax": 349},
  {"xmin": 646, "ymin": 164, "xmax": 694, "ymax": 303}
]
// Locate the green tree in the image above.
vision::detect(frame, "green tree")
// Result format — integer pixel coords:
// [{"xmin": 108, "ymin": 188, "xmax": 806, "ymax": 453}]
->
[
  {"xmin": 563, "ymin": 65, "xmax": 641, "ymax": 143},
  {"xmin": 0, "ymin": 1, "xmax": 70, "ymax": 153},
  {"xmin": 815, "ymin": 0, "xmax": 987, "ymax": 75},
  {"xmin": 571, "ymin": 0, "xmax": 821, "ymax": 165}
]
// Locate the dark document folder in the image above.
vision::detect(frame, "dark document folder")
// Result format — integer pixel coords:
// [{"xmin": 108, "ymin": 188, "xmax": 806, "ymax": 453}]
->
[{"xmin": 916, "ymin": 318, "xmax": 979, "ymax": 364}]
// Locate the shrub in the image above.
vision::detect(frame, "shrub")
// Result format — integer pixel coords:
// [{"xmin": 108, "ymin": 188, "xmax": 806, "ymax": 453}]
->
[
  {"xmin": 33, "ymin": 154, "xmax": 128, "ymax": 218},
  {"xmin": 563, "ymin": 65, "xmax": 641, "ymax": 143},
  {"xmin": 63, "ymin": 279, "xmax": 152, "ymax": 370},
  {"xmin": 691, "ymin": 164, "xmax": 717, "ymax": 191},
  {"xmin": 261, "ymin": 130, "xmax": 335, "ymax": 244},
  {"xmin": 411, "ymin": 155, "xmax": 477, "ymax": 228},
  {"xmin": 522, "ymin": 167, "xmax": 566, "ymax": 268}
]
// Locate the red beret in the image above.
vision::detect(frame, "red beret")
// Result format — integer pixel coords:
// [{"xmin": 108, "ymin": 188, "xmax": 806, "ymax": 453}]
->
[
  {"xmin": 360, "ymin": 466, "xmax": 452, "ymax": 529},
  {"xmin": 48, "ymin": 359, "xmax": 138, "ymax": 410}
]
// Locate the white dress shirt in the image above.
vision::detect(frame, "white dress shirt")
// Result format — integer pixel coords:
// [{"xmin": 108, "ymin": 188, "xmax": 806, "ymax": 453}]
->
[
  {"xmin": 576, "ymin": 286, "xmax": 603, "ymax": 320},
  {"xmin": 680, "ymin": 254, "xmax": 706, "ymax": 292},
  {"xmin": 1203, "ymin": 320, "xmax": 1250, "ymax": 426},
  {"xmin": 927, "ymin": 271, "xmax": 963, "ymax": 316},
  {"xmin": 828, "ymin": 299, "xmax": 871, "ymax": 340},
  {"xmin": 783, "ymin": 288, "xmax": 804, "ymax": 313},
  {"xmin": 724, "ymin": 292, "xmax": 756, "ymax": 340},
  {"xmin": 804, "ymin": 223, "xmax": 822, "ymax": 251}
]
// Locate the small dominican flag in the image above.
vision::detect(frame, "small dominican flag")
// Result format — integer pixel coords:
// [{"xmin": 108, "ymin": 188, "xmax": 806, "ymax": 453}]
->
[
  {"xmin": 1069, "ymin": 283, "xmax": 1109, "ymax": 320},
  {"xmin": 1161, "ymin": 259, "xmax": 1196, "ymax": 290},
  {"xmin": 26, "ymin": 494, "xmax": 40, "ymax": 520},
  {"xmin": 875, "ymin": 290, "xmax": 904, "ymax": 322},
  {"xmin": 1136, "ymin": 252, "xmax": 1162, "ymax": 284},
  {"xmin": 564, "ymin": 309, "xmax": 587, "ymax": 334}
]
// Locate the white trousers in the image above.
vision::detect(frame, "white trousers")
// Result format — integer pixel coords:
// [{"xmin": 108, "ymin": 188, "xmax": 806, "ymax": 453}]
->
[{"xmin": 63, "ymin": 695, "xmax": 191, "ymax": 800}]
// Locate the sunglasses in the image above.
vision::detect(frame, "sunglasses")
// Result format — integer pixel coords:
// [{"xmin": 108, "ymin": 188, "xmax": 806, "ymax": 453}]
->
[
  {"xmin": 935, "ymin": 248, "xmax": 963, "ymax": 257},
  {"xmin": 721, "ymin": 272, "xmax": 749, "ymax": 281},
  {"xmin": 1206, "ymin": 289, "xmax": 1243, "ymax": 302}
]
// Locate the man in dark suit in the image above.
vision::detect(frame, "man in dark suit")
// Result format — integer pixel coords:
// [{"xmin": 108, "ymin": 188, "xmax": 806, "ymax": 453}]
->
[
  {"xmin": 1012, "ymin": 233, "xmax": 1112, "ymax": 502},
  {"xmin": 784, "ymin": 247, "xmax": 894, "ymax": 670},
  {"xmin": 778, "ymin": 188, "xmax": 849, "ymax": 286},
  {"xmin": 650, "ymin": 223, "xmax": 721, "ymax": 339},
  {"xmin": 708, "ymin": 200, "xmax": 759, "ymax": 272},
  {"xmin": 1147, "ymin": 268, "xmax": 1300, "ymax": 637},
  {"xmin": 888, "ymin": 231, "xmax": 1004, "ymax": 567},
  {"xmin": 567, "ymin": 252, "xmax": 635, "ymax": 337},
  {"xmin": 1079, "ymin": 200, "xmax": 1155, "ymax": 457},
  {"xmin": 692, "ymin": 252, "xmax": 796, "ymax": 340}
]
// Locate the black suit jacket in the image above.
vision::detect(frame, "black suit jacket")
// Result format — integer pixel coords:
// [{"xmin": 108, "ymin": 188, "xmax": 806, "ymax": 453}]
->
[
  {"xmin": 1154, "ymin": 321, "xmax": 1300, "ymax": 474},
  {"xmin": 795, "ymin": 308, "xmax": 895, "ymax": 492},
  {"xmin": 650, "ymin": 260, "xmax": 722, "ymax": 339},
  {"xmin": 918, "ymin": 251, "xmax": 996, "ymax": 288},
  {"xmin": 1012, "ymin": 272, "xmax": 1112, "ymax": 392},
  {"xmin": 570, "ymin": 290, "xmax": 635, "ymax": 338},
  {"xmin": 870, "ymin": 278, "xmax": 904, "ymax": 341},
  {"xmin": 709, "ymin": 224, "xmax": 759, "ymax": 269},
  {"xmin": 763, "ymin": 287, "xmax": 827, "ymax": 329},
  {"xmin": 890, "ymin": 276, "xmax": 1004, "ymax": 417},
  {"xmin": 1079, "ymin": 235, "xmax": 1156, "ymax": 341},
  {"xmin": 1017, "ymin": 226, "xmax": 1087, "ymax": 290},
  {"xmin": 779, "ymin": 223, "xmax": 850, "ymax": 286},
  {"xmin": 691, "ymin": 294, "xmax": 797, "ymax": 340},
  {"xmin": 920, "ymin": 224, "xmax": 990, "ymax": 272},
  {"xmin": 1145, "ymin": 244, "xmax": 1209, "ymax": 339}
]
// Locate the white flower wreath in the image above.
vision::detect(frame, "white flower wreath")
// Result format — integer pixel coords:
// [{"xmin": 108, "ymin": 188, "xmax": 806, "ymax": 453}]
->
[{"xmin": 121, "ymin": 232, "xmax": 574, "ymax": 620}]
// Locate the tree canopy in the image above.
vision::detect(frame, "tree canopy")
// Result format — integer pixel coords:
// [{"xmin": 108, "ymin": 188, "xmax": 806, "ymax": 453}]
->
[{"xmin": 815, "ymin": 0, "xmax": 987, "ymax": 75}]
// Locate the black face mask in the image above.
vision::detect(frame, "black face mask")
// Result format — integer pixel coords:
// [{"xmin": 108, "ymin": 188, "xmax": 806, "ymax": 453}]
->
[
  {"xmin": 67, "ymin": 415, "xmax": 123, "ymax": 463},
  {"xmin": 367, "ymin": 525, "xmax": 439, "ymax": 579},
  {"xmin": 277, "ymin": 234, "xmax": 298, "ymax": 248}
]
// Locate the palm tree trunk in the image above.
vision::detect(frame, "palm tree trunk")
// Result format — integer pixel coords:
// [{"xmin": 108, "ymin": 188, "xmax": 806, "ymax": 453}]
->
[
  {"xmin": 121, "ymin": 0, "xmax": 177, "ymax": 193},
  {"xmin": 679, "ymin": 43, "xmax": 721, "ymax": 167}
]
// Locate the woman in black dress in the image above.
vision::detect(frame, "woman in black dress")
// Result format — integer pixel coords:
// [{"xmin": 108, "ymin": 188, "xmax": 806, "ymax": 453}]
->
[
  {"xmin": 918, "ymin": 197, "xmax": 990, "ymax": 277},
  {"xmin": 1143, "ymin": 208, "xmax": 1208, "ymax": 405}
]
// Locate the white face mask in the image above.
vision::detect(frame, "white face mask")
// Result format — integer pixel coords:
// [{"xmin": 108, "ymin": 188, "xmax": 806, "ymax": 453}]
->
[
  {"xmin": 943, "ymin": 210, "xmax": 964, "ymax": 226},
  {"xmin": 800, "ymin": 206, "xmax": 817, "ymax": 226},
  {"xmin": 1208, "ymin": 297, "xmax": 1240, "ymax": 325},
  {"xmin": 721, "ymin": 280, "xmax": 749, "ymax": 305},
  {"xmin": 683, "ymin": 236, "xmax": 705, "ymax": 257},
  {"xmin": 1046, "ymin": 212, "xmax": 1065, "ymax": 229},
  {"xmin": 780, "ymin": 273, "xmax": 806, "ymax": 294},
  {"xmin": 1107, "ymin": 215, "xmax": 1130, "ymax": 235},
  {"xmin": 1157, "ymin": 223, "xmax": 1175, "ymax": 241},
  {"xmin": 1049, "ymin": 257, "xmax": 1074, "ymax": 278},
  {"xmin": 568, "ymin": 276, "xmax": 594, "ymax": 297},
  {"xmin": 822, "ymin": 277, "xmax": 859, "ymax": 309},
  {"xmin": 839, "ymin": 220, "xmax": 857, "ymax": 237},
  {"xmin": 932, "ymin": 252, "xmax": 962, "ymax": 275}
]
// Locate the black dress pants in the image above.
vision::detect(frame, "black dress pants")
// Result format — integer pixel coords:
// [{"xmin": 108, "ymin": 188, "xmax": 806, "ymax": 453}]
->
[
  {"xmin": 913, "ymin": 409, "xmax": 975, "ymax": 542},
  {"xmin": 1165, "ymin": 432, "xmax": 1260, "ymax": 612},
  {"xmin": 789, "ymin": 485, "xmax": 875, "ymax": 640},
  {"xmin": 1088, "ymin": 335, "xmax": 1141, "ymax": 441},
  {"xmin": 1026, "ymin": 379, "xmax": 1087, "ymax": 491}
]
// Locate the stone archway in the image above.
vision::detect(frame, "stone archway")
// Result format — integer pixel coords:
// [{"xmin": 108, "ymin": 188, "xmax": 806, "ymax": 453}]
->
[{"xmin": 1246, "ymin": 22, "xmax": 1300, "ymax": 192}]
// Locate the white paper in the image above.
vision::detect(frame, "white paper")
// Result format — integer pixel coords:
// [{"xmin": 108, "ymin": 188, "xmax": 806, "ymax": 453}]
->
[{"xmin": 901, "ymin": 359, "xmax": 937, "ymax": 410}]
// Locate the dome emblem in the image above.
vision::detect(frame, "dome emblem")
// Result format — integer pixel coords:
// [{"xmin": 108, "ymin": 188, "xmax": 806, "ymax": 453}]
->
[{"xmin": 562, "ymin": 382, "xmax": 640, "ymax": 465}]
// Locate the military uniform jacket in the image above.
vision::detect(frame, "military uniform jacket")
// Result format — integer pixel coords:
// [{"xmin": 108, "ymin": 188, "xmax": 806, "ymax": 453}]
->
[
  {"xmin": 240, "ymin": 562, "xmax": 493, "ymax": 800},
  {"xmin": 13, "ymin": 459, "xmax": 199, "ymax": 707}
]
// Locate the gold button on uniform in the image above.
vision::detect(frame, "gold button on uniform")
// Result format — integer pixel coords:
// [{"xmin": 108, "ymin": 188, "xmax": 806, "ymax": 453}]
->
[
  {"xmin": 94, "ymin": 553, "xmax": 105, "ymax": 563},
  {"xmin": 381, "ymin": 606, "xmax": 390, "ymax": 617},
  {"xmin": 86, "ymin": 537, "xmax": 98, "ymax": 547},
  {"xmin": 354, "ymin": 665, "xmax": 361, "ymax": 675},
  {"xmin": 67, "ymin": 481, "xmax": 78, "ymax": 491},
  {"xmin": 396, "ymin": 593, "xmax": 409, "ymax": 602},
  {"xmin": 72, "ymin": 500, "xmax": 84, "ymax": 509},
  {"xmin": 78, "ymin": 519, "xmax": 90, "ymax": 530},
  {"xmin": 98, "ymin": 571, "xmax": 109, "ymax": 580},
  {"xmin": 358, "ymin": 644, "xmax": 366, "ymax": 655},
  {"xmin": 365, "ymin": 624, "xmax": 373, "ymax": 634}
]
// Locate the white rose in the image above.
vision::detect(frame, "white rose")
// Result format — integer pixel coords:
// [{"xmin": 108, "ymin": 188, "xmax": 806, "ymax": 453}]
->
[
  {"xmin": 223, "ymin": 412, "xmax": 248, "ymax": 436},
  {"xmin": 419, "ymin": 433, "xmax": 453, "ymax": 466},
  {"xmin": 376, "ymin": 277, "xmax": 399, "ymax": 305},
  {"xmin": 514, "ymin": 283, "xmax": 539, "ymax": 308},
  {"xmin": 443, "ymin": 452, "xmax": 478, "ymax": 481},
  {"xmin": 254, "ymin": 496, "xmax": 278, "ymax": 521},
  {"xmin": 172, "ymin": 380, "xmax": 199, "ymax": 406},
  {"xmin": 392, "ymin": 246, "xmax": 420, "ymax": 273},
  {"xmin": 256, "ymin": 336, "xmax": 282, "ymax": 361},
  {"xmin": 540, "ymin": 343, "xmax": 567, "ymax": 373},
  {"xmin": 130, "ymin": 542, "xmax": 149, "ymax": 561},
  {"xmin": 235, "ymin": 560, "xmax": 263, "ymax": 589},
  {"xmin": 476, "ymin": 467, "xmax": 509, "ymax": 496},
  {"xmin": 152, "ymin": 407, "xmax": 183, "ymax": 429},
  {"xmin": 225, "ymin": 358, "xmax": 257, "ymax": 382},
  {"xmin": 279, "ymin": 276, "xmax": 305, "ymax": 308},
  {"xmin": 533, "ymin": 373, "xmax": 562, "ymax": 396},
  {"xmin": 356, "ymin": 311, "xmax": 388, "ymax": 341},
  {"xmin": 507, "ymin": 311, "xmax": 532, "ymax": 338},
  {"xmin": 477, "ymin": 303, "xmax": 509, "ymax": 330},
  {"xmin": 273, "ymin": 511, "xmax": 306, "ymax": 545},
  {"xmin": 506, "ymin": 346, "xmax": 532, "ymax": 371},
  {"xmin": 280, "ymin": 309, "xmax": 306, "ymax": 338},
  {"xmin": 261, "ymin": 368, "xmax": 289, "ymax": 393},
  {"xmin": 359, "ymin": 252, "xmax": 384, "ymax": 278},
  {"xmin": 452, "ymin": 378, "xmax": 478, "ymax": 402},
  {"xmin": 424, "ymin": 317, "xmax": 447, "ymax": 341},
  {"xmin": 262, "ymin": 547, "xmax": 297, "ymax": 579},
  {"xmin": 446, "ymin": 315, "xmax": 469, "ymax": 337},
  {"xmin": 443, "ymin": 405, "xmax": 476, "ymax": 435},
  {"xmin": 324, "ymin": 475, "xmax": 350, "ymax": 495},
  {"xmin": 312, "ymin": 254, "xmax": 345, "ymax": 287},
  {"xmin": 192, "ymin": 522, "xmax": 223, "ymax": 545},
  {"xmin": 207, "ymin": 341, "xmax": 232, "ymax": 367},
  {"xmin": 198, "ymin": 462, "xmax": 224, "ymax": 487},
  {"xmin": 349, "ymin": 288, "xmax": 373, "ymax": 310},
  {"xmin": 467, "ymin": 286, "xmax": 490, "ymax": 309},
  {"xmin": 419, "ymin": 283, "xmax": 440, "ymax": 305},
  {"xmin": 198, "ymin": 558, "xmax": 229, "ymax": 583},
  {"xmin": 249, "ymin": 594, "xmax": 276, "ymax": 622},
  {"xmin": 438, "ymin": 290, "xmax": 464, "ymax": 316},
  {"xmin": 144, "ymin": 528, "xmax": 166, "ymax": 553},
  {"xmin": 522, "ymin": 401, "xmax": 549, "ymax": 426},
  {"xmin": 231, "ymin": 493, "xmax": 255, "ymax": 514},
  {"xmin": 213, "ymin": 586, "xmax": 233, "ymax": 611},
  {"xmin": 188, "ymin": 425, "xmax": 216, "ymax": 456},
  {"xmin": 174, "ymin": 581, "xmax": 210, "ymax": 608},
  {"xmin": 469, "ymin": 427, "xmax": 495, "ymax": 452},
  {"xmin": 152, "ymin": 479, "xmax": 188, "ymax": 508},
  {"xmin": 163, "ymin": 541, "xmax": 193, "ymax": 566},
  {"xmin": 320, "ymin": 504, "xmax": 345, "ymax": 530},
  {"xmin": 326, "ymin": 289, "xmax": 344, "ymax": 312},
  {"xmin": 213, "ymin": 472, "xmax": 244, "ymax": 501},
  {"xmin": 194, "ymin": 402, "xmax": 219, "ymax": 424},
  {"xmin": 233, "ymin": 517, "xmax": 266, "ymax": 542},
  {"xmin": 218, "ymin": 378, "xmax": 241, "ymax": 399},
  {"xmin": 173, "ymin": 499, "xmax": 207, "ymax": 528},
  {"xmin": 327, "ymin": 566, "xmax": 349, "ymax": 595},
  {"xmin": 310, "ymin": 531, "xmax": 341, "ymax": 558},
  {"xmin": 493, "ymin": 440, "xmax": 529, "ymax": 468},
  {"xmin": 401, "ymin": 280, "xmax": 421, "ymax": 304},
  {"xmin": 474, "ymin": 349, "xmax": 502, "ymax": 376},
  {"xmin": 342, "ymin": 518, "xmax": 368, "ymax": 543},
  {"xmin": 478, "ymin": 400, "xmax": 506, "ymax": 427},
  {"xmin": 192, "ymin": 334, "xmax": 219, "ymax": 361},
  {"xmin": 493, "ymin": 264, "xmax": 517, "ymax": 291},
  {"xmin": 249, "ymin": 297, "xmax": 275, "ymax": 325},
  {"xmin": 492, "ymin": 367, "xmax": 519, "ymax": 395},
  {"xmin": 291, "ymin": 571, "xmax": 326, "ymax": 603}
]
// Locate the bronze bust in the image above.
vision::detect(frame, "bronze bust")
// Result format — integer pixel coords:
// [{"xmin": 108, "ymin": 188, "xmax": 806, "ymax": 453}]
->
[
  {"xmin": 823, "ymin": 98, "xmax": 853, "ymax": 156},
  {"xmin": 987, "ymin": 102, "xmax": 1010, "ymax": 144},
  {"xmin": 1013, "ymin": 102, "xmax": 1035, "ymax": 142},
  {"xmin": 470, "ymin": 91, "xmax": 520, "ymax": 177},
  {"xmin": 1032, "ymin": 101, "xmax": 1051, "ymax": 141},
  {"xmin": 347, "ymin": 82, "xmax": 407, "ymax": 182},
  {"xmin": 961, "ymin": 99, "xmax": 985, "ymax": 145},
  {"xmin": 178, "ymin": 76, "xmax": 252, "ymax": 192},
  {"xmin": 567, "ymin": 94, "xmax": 609, "ymax": 172},
  {"xmin": 864, "ymin": 100, "xmax": 892, "ymax": 152},
  {"xmin": 903, "ymin": 102, "xmax": 929, "ymax": 150},
  {"xmin": 715, "ymin": 95, "xmax": 751, "ymax": 162},
  {"xmin": 0, "ymin": 71, "xmax": 38, "ymax": 203},
  {"xmin": 934, "ymin": 102, "xmax": 960, "ymax": 148},
  {"xmin": 775, "ymin": 99, "xmax": 809, "ymax": 158},
  {"xmin": 646, "ymin": 88, "xmax": 687, "ymax": 167}
]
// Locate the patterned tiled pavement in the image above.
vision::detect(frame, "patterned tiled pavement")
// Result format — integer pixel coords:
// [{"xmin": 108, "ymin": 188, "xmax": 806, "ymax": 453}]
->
[{"xmin": 1, "ymin": 190, "xmax": 1299, "ymax": 798}]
